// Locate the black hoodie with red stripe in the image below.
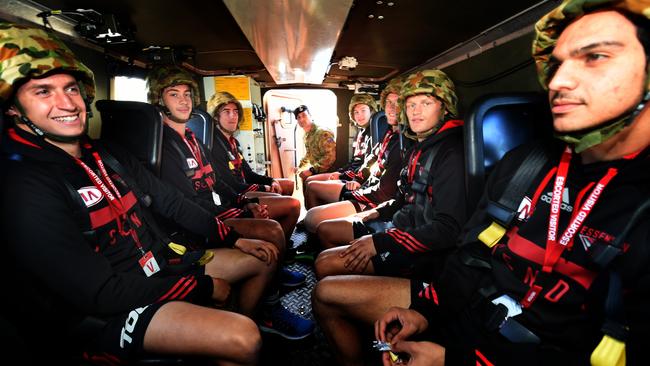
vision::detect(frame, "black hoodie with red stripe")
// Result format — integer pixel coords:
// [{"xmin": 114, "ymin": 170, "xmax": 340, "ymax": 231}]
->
[
  {"xmin": 210, "ymin": 129, "xmax": 273, "ymax": 195},
  {"xmin": 346, "ymin": 127, "xmax": 409, "ymax": 207},
  {"xmin": 1, "ymin": 127, "xmax": 237, "ymax": 335},
  {"xmin": 338, "ymin": 126, "xmax": 372, "ymax": 180},
  {"xmin": 409, "ymin": 142, "xmax": 650, "ymax": 365},
  {"xmin": 160, "ymin": 124, "xmax": 248, "ymax": 220},
  {"xmin": 372, "ymin": 121, "xmax": 467, "ymax": 265}
]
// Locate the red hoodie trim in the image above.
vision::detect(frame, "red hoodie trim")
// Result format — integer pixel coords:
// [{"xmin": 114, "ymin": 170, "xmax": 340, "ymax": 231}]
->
[{"xmin": 8, "ymin": 128, "xmax": 42, "ymax": 149}]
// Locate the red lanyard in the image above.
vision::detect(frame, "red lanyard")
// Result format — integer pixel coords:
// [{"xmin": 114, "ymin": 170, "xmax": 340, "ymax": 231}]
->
[
  {"xmin": 228, "ymin": 136, "xmax": 245, "ymax": 175},
  {"xmin": 521, "ymin": 146, "xmax": 618, "ymax": 307},
  {"xmin": 183, "ymin": 128, "xmax": 205, "ymax": 169},
  {"xmin": 543, "ymin": 146, "xmax": 618, "ymax": 272},
  {"xmin": 353, "ymin": 130, "xmax": 365, "ymax": 157},
  {"xmin": 184, "ymin": 129, "xmax": 216, "ymax": 189},
  {"xmin": 75, "ymin": 143, "xmax": 145, "ymax": 254},
  {"xmin": 407, "ymin": 149, "xmax": 422, "ymax": 184},
  {"xmin": 377, "ymin": 130, "xmax": 395, "ymax": 169}
]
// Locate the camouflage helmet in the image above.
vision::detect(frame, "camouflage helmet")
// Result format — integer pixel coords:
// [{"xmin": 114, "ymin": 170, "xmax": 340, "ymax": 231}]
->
[
  {"xmin": 533, "ymin": 0, "xmax": 650, "ymax": 152},
  {"xmin": 379, "ymin": 76, "xmax": 403, "ymax": 109},
  {"xmin": 0, "ymin": 23, "xmax": 95, "ymax": 106},
  {"xmin": 399, "ymin": 69, "xmax": 458, "ymax": 139},
  {"xmin": 207, "ymin": 91, "xmax": 243, "ymax": 124},
  {"xmin": 348, "ymin": 93, "xmax": 378, "ymax": 123},
  {"xmin": 146, "ymin": 65, "xmax": 200, "ymax": 107}
]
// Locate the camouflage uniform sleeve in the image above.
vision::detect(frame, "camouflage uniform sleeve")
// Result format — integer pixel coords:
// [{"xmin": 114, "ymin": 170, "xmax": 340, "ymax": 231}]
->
[{"xmin": 312, "ymin": 130, "xmax": 336, "ymax": 173}]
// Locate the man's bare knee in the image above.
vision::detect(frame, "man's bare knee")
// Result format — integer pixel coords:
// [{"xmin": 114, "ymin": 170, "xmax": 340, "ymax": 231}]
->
[
  {"xmin": 227, "ymin": 317, "xmax": 262, "ymax": 365},
  {"xmin": 268, "ymin": 220, "xmax": 286, "ymax": 252},
  {"xmin": 304, "ymin": 208, "xmax": 320, "ymax": 233},
  {"xmin": 316, "ymin": 221, "xmax": 334, "ymax": 245},
  {"xmin": 314, "ymin": 250, "xmax": 340, "ymax": 280},
  {"xmin": 312, "ymin": 276, "xmax": 344, "ymax": 310},
  {"xmin": 289, "ymin": 196, "xmax": 301, "ymax": 212}
]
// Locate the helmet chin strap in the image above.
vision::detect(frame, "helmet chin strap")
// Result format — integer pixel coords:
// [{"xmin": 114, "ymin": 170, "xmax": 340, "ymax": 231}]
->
[
  {"xmin": 13, "ymin": 100, "xmax": 87, "ymax": 143},
  {"xmin": 216, "ymin": 119, "xmax": 237, "ymax": 135},
  {"xmin": 159, "ymin": 100, "xmax": 191, "ymax": 124},
  {"xmin": 556, "ymin": 90, "xmax": 650, "ymax": 153},
  {"xmin": 17, "ymin": 115, "xmax": 86, "ymax": 143}
]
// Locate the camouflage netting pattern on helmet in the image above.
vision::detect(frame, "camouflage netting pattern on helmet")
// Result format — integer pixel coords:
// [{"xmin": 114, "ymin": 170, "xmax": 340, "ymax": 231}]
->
[
  {"xmin": 146, "ymin": 65, "xmax": 200, "ymax": 107},
  {"xmin": 0, "ymin": 23, "xmax": 95, "ymax": 105},
  {"xmin": 207, "ymin": 91, "xmax": 244, "ymax": 124}
]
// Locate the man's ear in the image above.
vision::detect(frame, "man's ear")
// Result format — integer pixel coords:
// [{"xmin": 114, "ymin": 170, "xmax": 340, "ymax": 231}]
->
[{"xmin": 6, "ymin": 105, "xmax": 21, "ymax": 117}]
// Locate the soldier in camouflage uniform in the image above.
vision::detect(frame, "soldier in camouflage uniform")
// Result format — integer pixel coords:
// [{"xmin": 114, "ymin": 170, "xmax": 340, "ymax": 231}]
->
[
  {"xmin": 0, "ymin": 23, "xmax": 262, "ymax": 364},
  {"xmin": 293, "ymin": 104, "xmax": 336, "ymax": 179}
]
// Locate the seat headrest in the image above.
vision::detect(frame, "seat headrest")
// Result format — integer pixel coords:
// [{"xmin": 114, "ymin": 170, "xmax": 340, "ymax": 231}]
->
[{"xmin": 96, "ymin": 100, "xmax": 164, "ymax": 176}]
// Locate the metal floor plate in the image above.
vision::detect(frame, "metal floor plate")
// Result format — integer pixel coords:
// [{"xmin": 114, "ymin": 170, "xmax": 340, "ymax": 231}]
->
[{"xmin": 259, "ymin": 227, "xmax": 339, "ymax": 366}]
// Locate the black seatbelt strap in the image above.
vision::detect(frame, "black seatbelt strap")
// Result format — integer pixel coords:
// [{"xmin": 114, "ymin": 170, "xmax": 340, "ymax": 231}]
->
[
  {"xmin": 486, "ymin": 144, "xmax": 548, "ymax": 227},
  {"xmin": 590, "ymin": 197, "xmax": 650, "ymax": 364},
  {"xmin": 167, "ymin": 138, "xmax": 195, "ymax": 178},
  {"xmin": 60, "ymin": 173, "xmax": 96, "ymax": 243},
  {"xmin": 96, "ymin": 145, "xmax": 171, "ymax": 246},
  {"xmin": 411, "ymin": 141, "xmax": 441, "ymax": 194}
]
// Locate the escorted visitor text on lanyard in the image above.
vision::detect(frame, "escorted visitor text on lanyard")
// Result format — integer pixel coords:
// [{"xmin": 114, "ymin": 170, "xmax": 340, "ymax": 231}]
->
[{"xmin": 521, "ymin": 146, "xmax": 618, "ymax": 308}]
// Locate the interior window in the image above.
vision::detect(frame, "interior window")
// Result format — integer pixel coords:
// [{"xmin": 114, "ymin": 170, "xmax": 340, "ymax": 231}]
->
[{"xmin": 111, "ymin": 76, "xmax": 147, "ymax": 102}]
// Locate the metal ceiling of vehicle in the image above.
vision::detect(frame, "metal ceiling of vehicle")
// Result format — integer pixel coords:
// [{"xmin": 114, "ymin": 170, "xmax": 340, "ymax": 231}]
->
[{"xmin": 4, "ymin": 0, "xmax": 561, "ymax": 88}]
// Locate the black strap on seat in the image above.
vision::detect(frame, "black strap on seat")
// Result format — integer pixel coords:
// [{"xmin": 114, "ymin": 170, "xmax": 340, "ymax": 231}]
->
[
  {"xmin": 594, "ymin": 197, "xmax": 650, "ymax": 344},
  {"xmin": 167, "ymin": 138, "xmax": 195, "ymax": 178},
  {"xmin": 410, "ymin": 141, "xmax": 441, "ymax": 195},
  {"xmin": 60, "ymin": 175, "xmax": 97, "ymax": 242},
  {"xmin": 461, "ymin": 145, "xmax": 549, "ymax": 270},
  {"xmin": 97, "ymin": 145, "xmax": 172, "ymax": 246},
  {"xmin": 485, "ymin": 144, "xmax": 548, "ymax": 227}
]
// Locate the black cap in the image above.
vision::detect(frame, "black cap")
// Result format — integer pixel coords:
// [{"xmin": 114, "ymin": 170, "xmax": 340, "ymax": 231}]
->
[{"xmin": 294, "ymin": 105, "xmax": 309, "ymax": 118}]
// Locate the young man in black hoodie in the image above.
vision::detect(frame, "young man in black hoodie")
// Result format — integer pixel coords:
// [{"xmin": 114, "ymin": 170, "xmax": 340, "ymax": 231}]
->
[
  {"xmin": 375, "ymin": 1, "xmax": 650, "ymax": 365},
  {"xmin": 0, "ymin": 24, "xmax": 260, "ymax": 365},
  {"xmin": 311, "ymin": 69, "xmax": 468, "ymax": 365},
  {"xmin": 206, "ymin": 91, "xmax": 301, "ymax": 246},
  {"xmin": 147, "ymin": 68, "xmax": 314, "ymax": 340}
]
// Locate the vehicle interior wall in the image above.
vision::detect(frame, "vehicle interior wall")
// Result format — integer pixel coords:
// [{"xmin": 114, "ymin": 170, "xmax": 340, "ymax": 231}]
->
[
  {"xmin": 263, "ymin": 87, "xmax": 354, "ymax": 171},
  {"xmin": 442, "ymin": 33, "xmax": 544, "ymax": 117}
]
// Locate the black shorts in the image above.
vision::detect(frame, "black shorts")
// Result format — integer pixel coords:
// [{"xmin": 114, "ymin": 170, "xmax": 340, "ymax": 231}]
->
[
  {"xmin": 339, "ymin": 186, "xmax": 352, "ymax": 201},
  {"xmin": 79, "ymin": 267, "xmax": 206, "ymax": 361},
  {"xmin": 80, "ymin": 301, "xmax": 166, "ymax": 362},
  {"xmin": 351, "ymin": 218, "xmax": 394, "ymax": 238},
  {"xmin": 372, "ymin": 248, "xmax": 447, "ymax": 279}
]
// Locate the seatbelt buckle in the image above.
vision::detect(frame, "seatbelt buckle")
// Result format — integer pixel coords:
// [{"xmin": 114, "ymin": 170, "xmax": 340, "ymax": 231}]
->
[
  {"xmin": 499, "ymin": 317, "xmax": 541, "ymax": 344},
  {"xmin": 589, "ymin": 240, "xmax": 622, "ymax": 269},
  {"xmin": 486, "ymin": 201, "xmax": 517, "ymax": 227},
  {"xmin": 478, "ymin": 222, "xmax": 506, "ymax": 248}
]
